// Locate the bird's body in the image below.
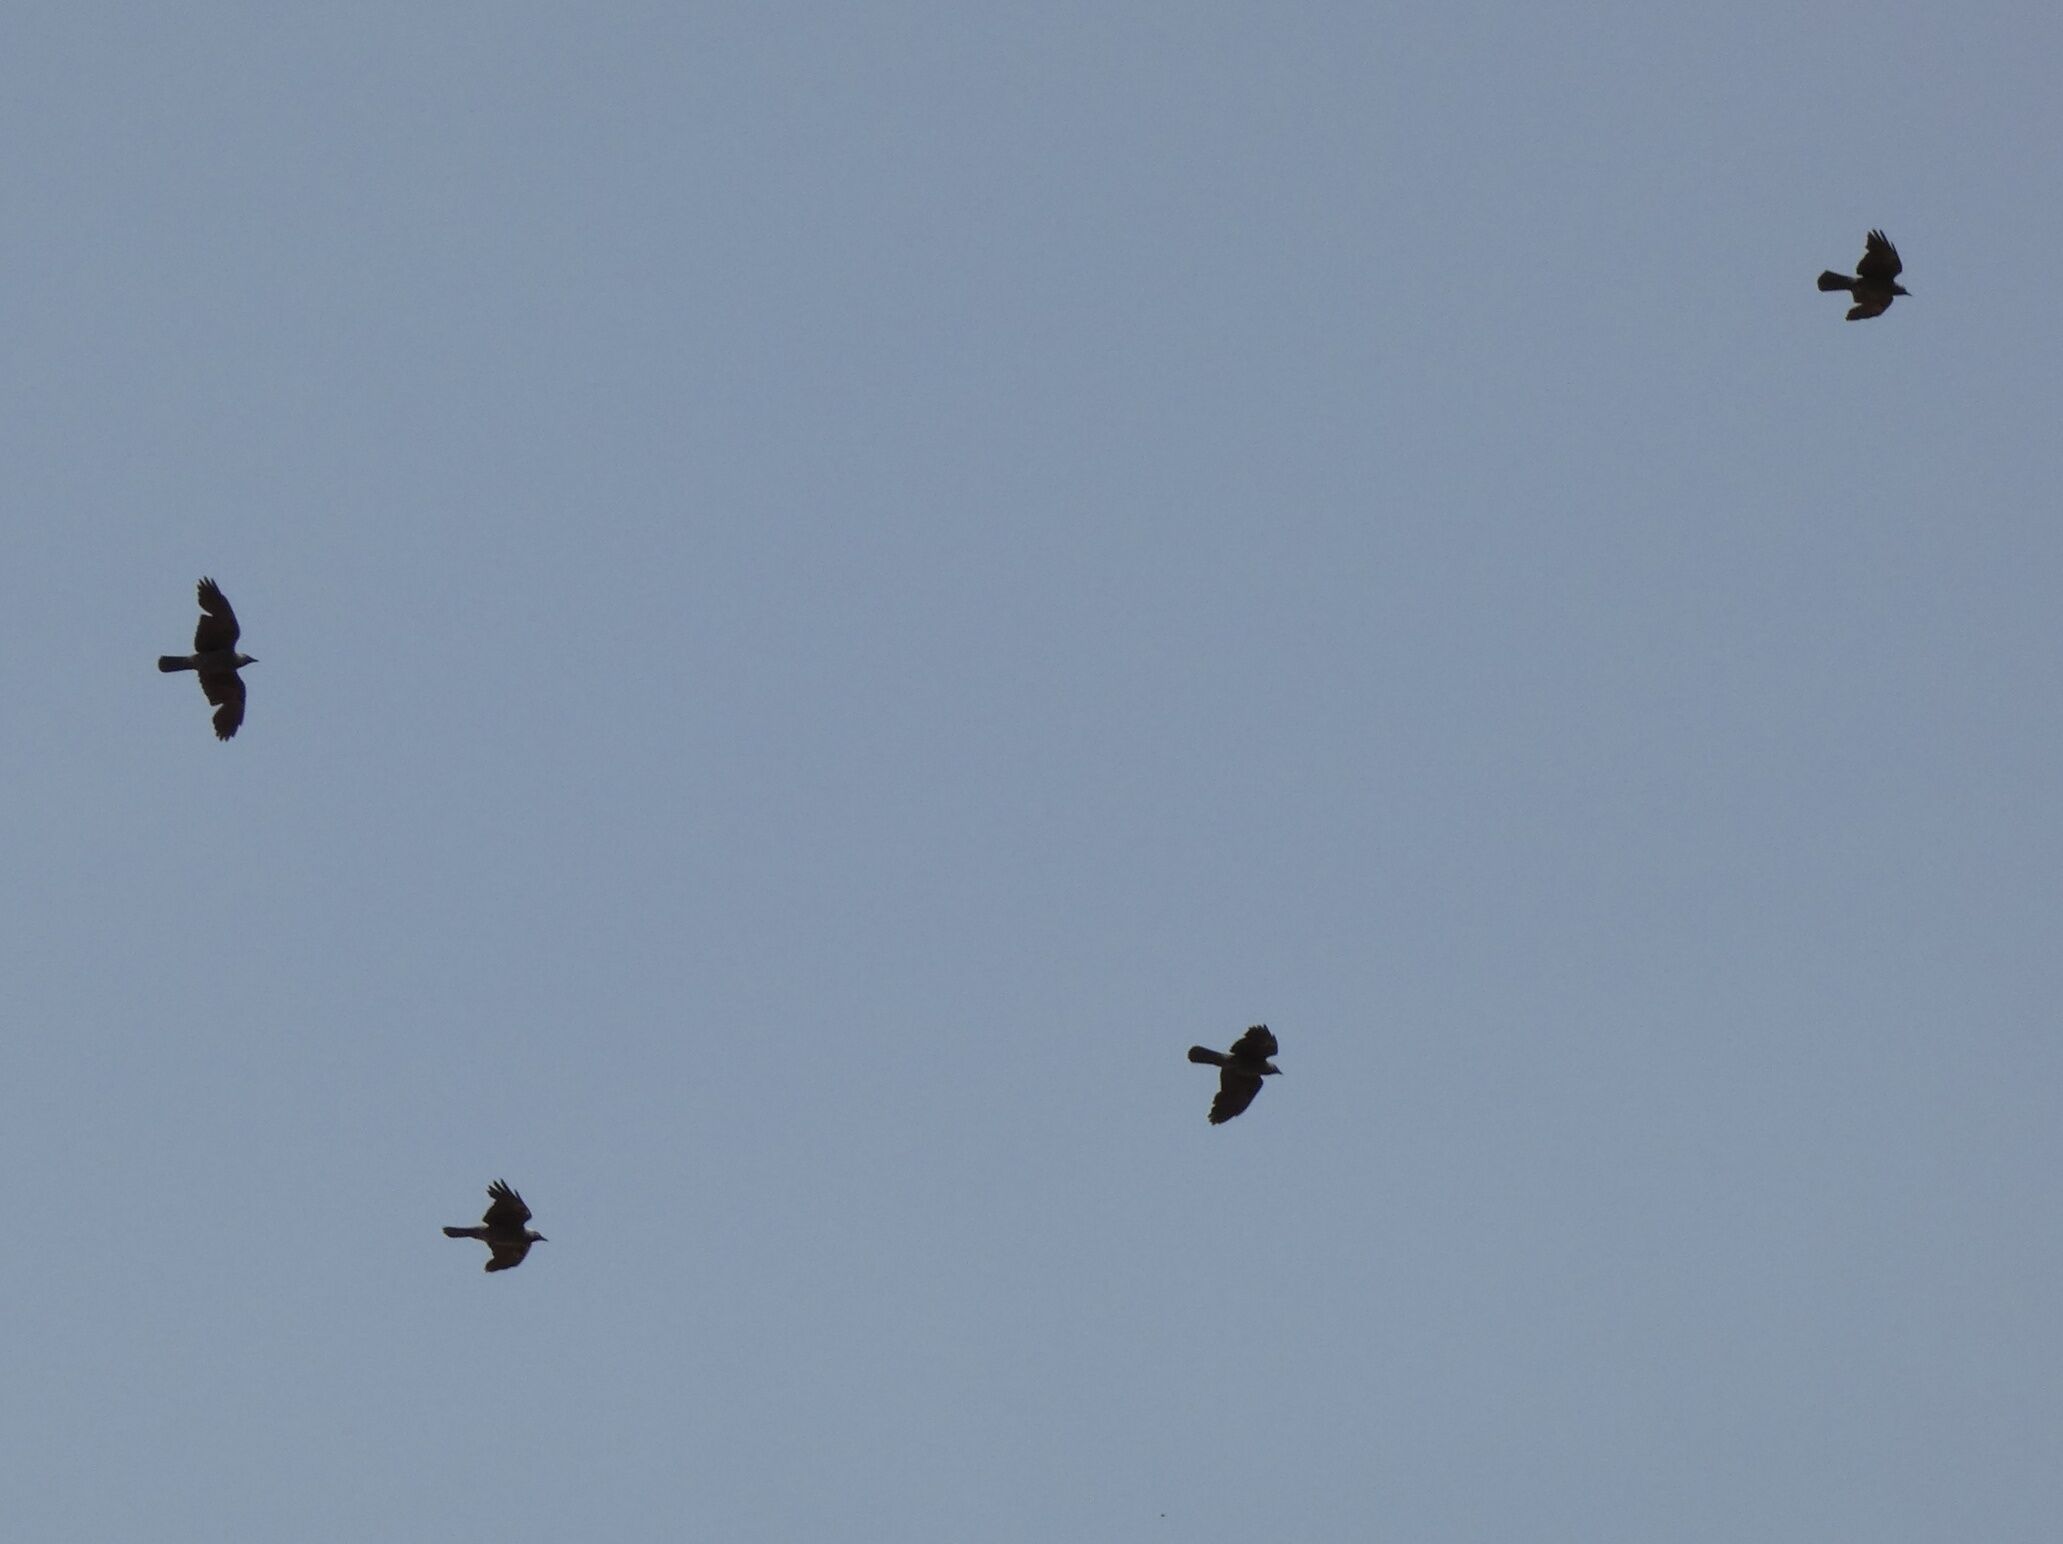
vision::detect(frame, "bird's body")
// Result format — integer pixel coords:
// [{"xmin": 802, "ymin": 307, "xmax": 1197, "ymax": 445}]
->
[
  {"xmin": 443, "ymin": 1179, "xmax": 547, "ymax": 1272},
  {"xmin": 180, "ymin": 648, "xmax": 249, "ymax": 676},
  {"xmin": 1187, "ymin": 1024, "xmax": 1282, "ymax": 1124},
  {"xmin": 158, "ymin": 577, "xmax": 257, "ymax": 739},
  {"xmin": 1817, "ymin": 230, "xmax": 1909, "ymax": 320}
]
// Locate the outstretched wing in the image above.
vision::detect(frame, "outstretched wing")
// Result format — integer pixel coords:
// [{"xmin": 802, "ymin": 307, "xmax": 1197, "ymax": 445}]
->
[
  {"xmin": 1229, "ymin": 1024, "xmax": 1278, "ymax": 1061},
  {"xmin": 1856, "ymin": 230, "xmax": 1901, "ymax": 284},
  {"xmin": 485, "ymin": 1240, "xmax": 534, "ymax": 1272},
  {"xmin": 1210, "ymin": 1070, "xmax": 1264, "ymax": 1125},
  {"xmin": 482, "ymin": 1179, "xmax": 532, "ymax": 1229},
  {"xmin": 199, "ymin": 671, "xmax": 245, "ymax": 740},
  {"xmin": 193, "ymin": 577, "xmax": 240, "ymax": 653}
]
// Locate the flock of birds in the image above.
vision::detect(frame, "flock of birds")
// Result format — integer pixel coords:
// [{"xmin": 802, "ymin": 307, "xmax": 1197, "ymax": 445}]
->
[{"xmin": 155, "ymin": 232, "xmax": 1911, "ymax": 1270}]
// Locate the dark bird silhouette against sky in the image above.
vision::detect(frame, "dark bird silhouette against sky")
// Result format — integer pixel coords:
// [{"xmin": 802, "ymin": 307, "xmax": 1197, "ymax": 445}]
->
[
  {"xmin": 1818, "ymin": 230, "xmax": 1909, "ymax": 320},
  {"xmin": 157, "ymin": 577, "xmax": 257, "ymax": 740},
  {"xmin": 1187, "ymin": 1024, "xmax": 1281, "ymax": 1124},
  {"xmin": 443, "ymin": 1180, "xmax": 547, "ymax": 1272}
]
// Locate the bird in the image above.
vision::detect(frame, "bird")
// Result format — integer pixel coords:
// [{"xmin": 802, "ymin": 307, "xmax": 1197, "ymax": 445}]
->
[
  {"xmin": 1818, "ymin": 230, "xmax": 1910, "ymax": 320},
  {"xmin": 1186, "ymin": 1024, "xmax": 1282, "ymax": 1124},
  {"xmin": 443, "ymin": 1180, "xmax": 548, "ymax": 1272},
  {"xmin": 157, "ymin": 577, "xmax": 258, "ymax": 740}
]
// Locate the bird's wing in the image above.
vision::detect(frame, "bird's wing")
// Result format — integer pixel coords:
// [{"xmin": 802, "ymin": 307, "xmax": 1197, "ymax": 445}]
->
[
  {"xmin": 193, "ymin": 577, "xmax": 240, "ymax": 653},
  {"xmin": 1210, "ymin": 1070, "xmax": 1264, "ymax": 1124},
  {"xmin": 1229, "ymin": 1024, "xmax": 1278, "ymax": 1060},
  {"xmin": 482, "ymin": 1180, "xmax": 532, "ymax": 1228},
  {"xmin": 1847, "ymin": 296, "xmax": 1891, "ymax": 321},
  {"xmin": 1856, "ymin": 230, "xmax": 1902, "ymax": 283},
  {"xmin": 484, "ymin": 1241, "xmax": 532, "ymax": 1272},
  {"xmin": 199, "ymin": 671, "xmax": 245, "ymax": 740}
]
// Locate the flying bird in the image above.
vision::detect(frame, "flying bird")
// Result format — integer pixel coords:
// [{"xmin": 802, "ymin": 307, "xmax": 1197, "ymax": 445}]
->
[
  {"xmin": 158, "ymin": 577, "xmax": 258, "ymax": 739},
  {"xmin": 443, "ymin": 1180, "xmax": 548, "ymax": 1272},
  {"xmin": 1817, "ymin": 230, "xmax": 1909, "ymax": 320},
  {"xmin": 1187, "ymin": 1024, "xmax": 1282, "ymax": 1125}
]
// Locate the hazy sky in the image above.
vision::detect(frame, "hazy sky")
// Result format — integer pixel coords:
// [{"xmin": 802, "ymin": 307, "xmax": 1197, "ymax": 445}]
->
[{"xmin": 3, "ymin": 5, "xmax": 2059, "ymax": 1541}]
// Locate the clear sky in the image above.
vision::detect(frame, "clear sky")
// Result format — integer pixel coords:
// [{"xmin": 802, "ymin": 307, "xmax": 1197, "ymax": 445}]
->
[{"xmin": 3, "ymin": 5, "xmax": 2058, "ymax": 1541}]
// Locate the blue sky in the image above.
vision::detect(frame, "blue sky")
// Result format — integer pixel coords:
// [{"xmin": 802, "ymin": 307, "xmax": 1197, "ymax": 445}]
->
[{"xmin": 3, "ymin": 5, "xmax": 2059, "ymax": 1541}]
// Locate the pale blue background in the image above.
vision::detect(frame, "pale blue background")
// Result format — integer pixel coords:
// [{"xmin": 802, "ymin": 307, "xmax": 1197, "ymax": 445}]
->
[{"xmin": 3, "ymin": 5, "xmax": 2058, "ymax": 1541}]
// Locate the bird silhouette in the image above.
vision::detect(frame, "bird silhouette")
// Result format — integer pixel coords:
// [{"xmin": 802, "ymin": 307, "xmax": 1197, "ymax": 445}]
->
[
  {"xmin": 157, "ymin": 578, "xmax": 258, "ymax": 740},
  {"xmin": 1186, "ymin": 1024, "xmax": 1282, "ymax": 1124},
  {"xmin": 1818, "ymin": 230, "xmax": 1909, "ymax": 320},
  {"xmin": 443, "ymin": 1180, "xmax": 548, "ymax": 1272}
]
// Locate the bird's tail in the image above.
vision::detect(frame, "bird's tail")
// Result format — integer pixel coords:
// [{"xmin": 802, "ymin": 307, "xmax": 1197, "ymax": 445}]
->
[
  {"xmin": 443, "ymin": 1226, "xmax": 487, "ymax": 1240},
  {"xmin": 1187, "ymin": 1046, "xmax": 1228, "ymax": 1067},
  {"xmin": 157, "ymin": 655, "xmax": 195, "ymax": 672},
  {"xmin": 1816, "ymin": 271, "xmax": 1854, "ymax": 292}
]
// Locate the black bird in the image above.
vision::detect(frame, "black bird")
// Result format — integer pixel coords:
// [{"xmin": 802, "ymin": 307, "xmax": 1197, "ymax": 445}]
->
[
  {"xmin": 1187, "ymin": 1024, "xmax": 1282, "ymax": 1125},
  {"xmin": 158, "ymin": 577, "xmax": 257, "ymax": 740},
  {"xmin": 1818, "ymin": 230, "xmax": 1909, "ymax": 320},
  {"xmin": 443, "ymin": 1180, "xmax": 548, "ymax": 1272}
]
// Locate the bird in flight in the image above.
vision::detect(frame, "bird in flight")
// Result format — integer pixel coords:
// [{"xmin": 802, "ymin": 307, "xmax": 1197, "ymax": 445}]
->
[
  {"xmin": 443, "ymin": 1180, "xmax": 548, "ymax": 1272},
  {"xmin": 158, "ymin": 577, "xmax": 258, "ymax": 740},
  {"xmin": 1817, "ymin": 230, "xmax": 1910, "ymax": 320},
  {"xmin": 1187, "ymin": 1024, "xmax": 1282, "ymax": 1124}
]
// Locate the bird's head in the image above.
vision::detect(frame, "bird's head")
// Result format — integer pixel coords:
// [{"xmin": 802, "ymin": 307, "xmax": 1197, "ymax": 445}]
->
[
  {"xmin": 1260, "ymin": 1060, "xmax": 1282, "ymax": 1077},
  {"xmin": 236, "ymin": 653, "xmax": 259, "ymax": 668},
  {"xmin": 527, "ymin": 1231, "xmax": 548, "ymax": 1244},
  {"xmin": 1893, "ymin": 283, "xmax": 1911, "ymax": 297}
]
